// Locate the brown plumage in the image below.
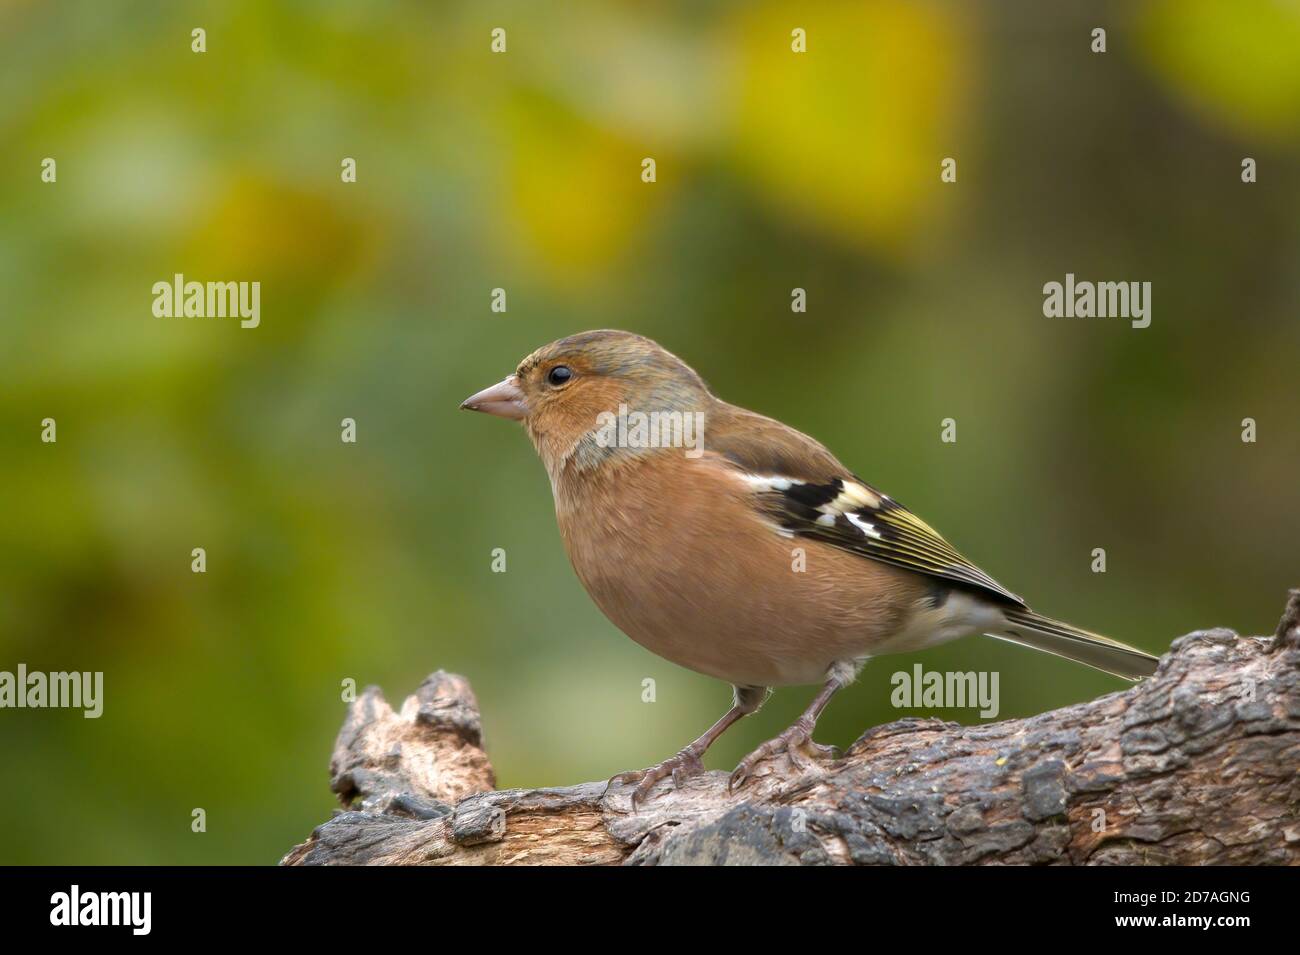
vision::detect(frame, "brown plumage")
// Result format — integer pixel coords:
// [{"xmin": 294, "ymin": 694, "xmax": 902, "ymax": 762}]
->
[{"xmin": 462, "ymin": 329, "xmax": 1158, "ymax": 803}]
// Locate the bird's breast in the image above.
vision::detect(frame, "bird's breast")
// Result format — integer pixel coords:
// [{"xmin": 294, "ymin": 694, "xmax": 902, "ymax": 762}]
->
[{"xmin": 553, "ymin": 453, "xmax": 927, "ymax": 687}]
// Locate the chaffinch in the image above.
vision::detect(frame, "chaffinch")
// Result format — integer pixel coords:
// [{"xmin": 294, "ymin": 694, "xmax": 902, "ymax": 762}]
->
[{"xmin": 462, "ymin": 330, "xmax": 1157, "ymax": 804}]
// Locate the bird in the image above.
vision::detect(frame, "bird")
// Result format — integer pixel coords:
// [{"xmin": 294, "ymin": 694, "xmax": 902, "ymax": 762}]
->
[{"xmin": 461, "ymin": 329, "xmax": 1159, "ymax": 805}]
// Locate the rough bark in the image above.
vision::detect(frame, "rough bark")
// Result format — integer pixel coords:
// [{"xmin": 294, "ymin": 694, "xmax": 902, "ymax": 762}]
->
[{"xmin": 283, "ymin": 590, "xmax": 1300, "ymax": 866}]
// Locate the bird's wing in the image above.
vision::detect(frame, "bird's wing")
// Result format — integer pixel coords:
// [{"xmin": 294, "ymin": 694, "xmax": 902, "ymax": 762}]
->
[{"xmin": 707, "ymin": 403, "xmax": 1026, "ymax": 608}]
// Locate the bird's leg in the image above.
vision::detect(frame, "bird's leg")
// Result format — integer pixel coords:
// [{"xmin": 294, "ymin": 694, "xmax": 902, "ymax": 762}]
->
[
  {"xmin": 729, "ymin": 662, "xmax": 857, "ymax": 791},
  {"xmin": 609, "ymin": 685, "xmax": 768, "ymax": 808}
]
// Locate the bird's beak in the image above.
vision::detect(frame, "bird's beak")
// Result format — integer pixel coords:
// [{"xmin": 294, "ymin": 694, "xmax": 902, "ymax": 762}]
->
[{"xmin": 460, "ymin": 375, "xmax": 528, "ymax": 420}]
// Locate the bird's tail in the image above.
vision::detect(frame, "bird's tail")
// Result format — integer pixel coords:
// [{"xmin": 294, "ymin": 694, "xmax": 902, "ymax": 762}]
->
[{"xmin": 985, "ymin": 607, "xmax": 1159, "ymax": 681}]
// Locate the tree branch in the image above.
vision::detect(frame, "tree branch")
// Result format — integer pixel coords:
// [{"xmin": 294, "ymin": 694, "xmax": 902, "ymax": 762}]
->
[{"xmin": 283, "ymin": 590, "xmax": 1300, "ymax": 865}]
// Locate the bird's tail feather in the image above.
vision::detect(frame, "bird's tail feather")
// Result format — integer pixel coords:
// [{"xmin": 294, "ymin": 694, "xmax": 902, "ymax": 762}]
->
[{"xmin": 985, "ymin": 608, "xmax": 1159, "ymax": 681}]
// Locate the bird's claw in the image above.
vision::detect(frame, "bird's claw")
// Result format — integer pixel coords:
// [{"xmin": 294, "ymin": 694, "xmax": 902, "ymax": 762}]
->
[
  {"xmin": 606, "ymin": 748, "xmax": 707, "ymax": 809},
  {"xmin": 728, "ymin": 720, "xmax": 838, "ymax": 792}
]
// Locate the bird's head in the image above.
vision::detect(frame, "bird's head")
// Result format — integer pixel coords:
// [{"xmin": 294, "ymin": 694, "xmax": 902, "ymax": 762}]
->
[{"xmin": 461, "ymin": 329, "xmax": 711, "ymax": 479}]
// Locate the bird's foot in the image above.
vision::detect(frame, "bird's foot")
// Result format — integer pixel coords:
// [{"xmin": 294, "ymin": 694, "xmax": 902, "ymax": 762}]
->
[
  {"xmin": 606, "ymin": 747, "xmax": 706, "ymax": 809},
  {"xmin": 728, "ymin": 718, "xmax": 838, "ymax": 792}
]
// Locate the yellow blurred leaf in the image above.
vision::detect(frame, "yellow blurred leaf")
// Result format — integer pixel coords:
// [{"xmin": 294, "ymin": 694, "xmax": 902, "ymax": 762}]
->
[
  {"xmin": 726, "ymin": 0, "xmax": 975, "ymax": 257},
  {"xmin": 1137, "ymin": 0, "xmax": 1300, "ymax": 143},
  {"xmin": 502, "ymin": 95, "xmax": 659, "ymax": 284}
]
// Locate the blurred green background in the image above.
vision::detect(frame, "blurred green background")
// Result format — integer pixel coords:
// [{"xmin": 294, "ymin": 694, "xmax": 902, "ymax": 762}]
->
[{"xmin": 1, "ymin": 0, "xmax": 1297, "ymax": 864}]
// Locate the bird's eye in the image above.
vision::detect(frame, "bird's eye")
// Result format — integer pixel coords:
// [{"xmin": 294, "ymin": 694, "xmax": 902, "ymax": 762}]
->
[{"xmin": 547, "ymin": 365, "xmax": 573, "ymax": 386}]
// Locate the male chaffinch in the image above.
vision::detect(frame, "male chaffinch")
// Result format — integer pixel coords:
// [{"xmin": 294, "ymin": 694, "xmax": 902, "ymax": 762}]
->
[{"xmin": 462, "ymin": 329, "xmax": 1158, "ymax": 804}]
